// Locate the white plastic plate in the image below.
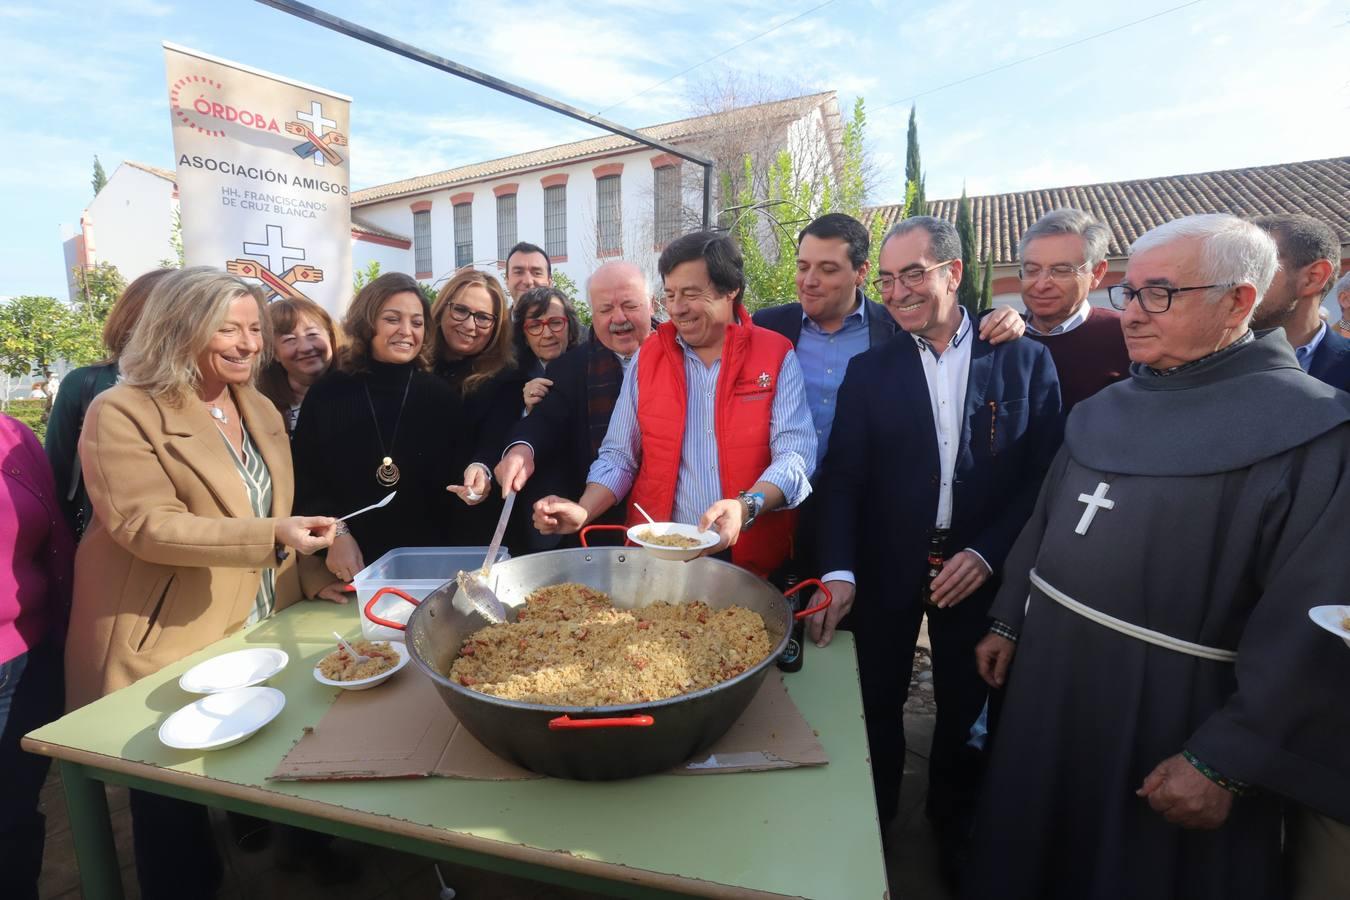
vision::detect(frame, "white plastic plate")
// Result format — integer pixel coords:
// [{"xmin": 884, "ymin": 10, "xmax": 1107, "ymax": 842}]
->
[
  {"xmin": 178, "ymin": 648, "xmax": 289, "ymax": 694},
  {"xmin": 313, "ymin": 640, "xmax": 410, "ymax": 691},
  {"xmin": 1308, "ymin": 606, "xmax": 1350, "ymax": 649},
  {"xmin": 627, "ymin": 522, "xmax": 720, "ymax": 561},
  {"xmin": 158, "ymin": 687, "xmax": 286, "ymax": 751}
]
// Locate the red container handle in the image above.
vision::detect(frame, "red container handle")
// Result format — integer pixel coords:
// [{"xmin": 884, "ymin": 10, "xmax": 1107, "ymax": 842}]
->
[
  {"xmin": 548, "ymin": 714, "xmax": 656, "ymax": 730},
  {"xmin": 579, "ymin": 524, "xmax": 632, "ymax": 548},
  {"xmin": 362, "ymin": 586, "xmax": 422, "ymax": 632},
  {"xmin": 786, "ymin": 579, "xmax": 832, "ymax": 620}
]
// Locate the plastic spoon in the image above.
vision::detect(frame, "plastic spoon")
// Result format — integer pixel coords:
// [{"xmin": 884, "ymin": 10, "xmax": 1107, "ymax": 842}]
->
[
  {"xmin": 332, "ymin": 631, "xmax": 369, "ymax": 666},
  {"xmin": 633, "ymin": 503, "xmax": 658, "ymax": 525},
  {"xmin": 336, "ymin": 491, "xmax": 396, "ymax": 522}
]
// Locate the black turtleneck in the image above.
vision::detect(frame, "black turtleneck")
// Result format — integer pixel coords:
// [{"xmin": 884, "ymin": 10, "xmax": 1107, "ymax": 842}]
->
[
  {"xmin": 292, "ymin": 360, "xmax": 458, "ymax": 564},
  {"xmin": 432, "ymin": 356, "xmax": 525, "ymax": 545}
]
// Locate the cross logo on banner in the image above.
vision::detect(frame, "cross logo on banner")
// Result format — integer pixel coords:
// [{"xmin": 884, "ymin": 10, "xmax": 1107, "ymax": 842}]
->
[
  {"xmin": 286, "ymin": 99, "xmax": 347, "ymax": 168},
  {"xmin": 225, "ymin": 224, "xmax": 324, "ymax": 302}
]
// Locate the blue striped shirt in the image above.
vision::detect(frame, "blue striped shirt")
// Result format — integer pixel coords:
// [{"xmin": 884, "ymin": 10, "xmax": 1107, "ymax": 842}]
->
[
  {"xmin": 795, "ymin": 291, "xmax": 871, "ymax": 469},
  {"xmin": 588, "ymin": 336, "xmax": 816, "ymax": 525}
]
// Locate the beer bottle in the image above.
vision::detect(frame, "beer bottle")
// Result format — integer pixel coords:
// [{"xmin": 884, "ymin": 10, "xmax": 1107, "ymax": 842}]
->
[
  {"xmin": 921, "ymin": 535, "xmax": 945, "ymax": 607},
  {"xmin": 778, "ymin": 574, "xmax": 805, "ymax": 672}
]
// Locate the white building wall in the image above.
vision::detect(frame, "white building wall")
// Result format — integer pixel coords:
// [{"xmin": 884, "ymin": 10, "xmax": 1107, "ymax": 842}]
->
[
  {"xmin": 84, "ymin": 165, "xmax": 176, "ymax": 286},
  {"xmin": 353, "ymin": 148, "xmax": 673, "ymax": 298},
  {"xmin": 348, "ymin": 104, "xmax": 832, "ymax": 301}
]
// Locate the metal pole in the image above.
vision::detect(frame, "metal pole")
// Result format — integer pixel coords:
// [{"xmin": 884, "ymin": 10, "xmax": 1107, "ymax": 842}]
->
[{"xmin": 254, "ymin": 0, "xmax": 715, "ymax": 230}]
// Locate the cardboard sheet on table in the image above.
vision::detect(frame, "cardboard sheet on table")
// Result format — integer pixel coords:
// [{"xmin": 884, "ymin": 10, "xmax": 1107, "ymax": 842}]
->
[{"xmin": 270, "ymin": 666, "xmax": 827, "ymax": 781}]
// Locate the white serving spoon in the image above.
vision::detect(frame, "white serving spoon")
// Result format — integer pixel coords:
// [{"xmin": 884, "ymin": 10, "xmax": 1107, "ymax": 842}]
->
[
  {"xmin": 454, "ymin": 491, "xmax": 514, "ymax": 624},
  {"xmin": 633, "ymin": 502, "xmax": 658, "ymax": 525},
  {"xmin": 336, "ymin": 491, "xmax": 396, "ymax": 523}
]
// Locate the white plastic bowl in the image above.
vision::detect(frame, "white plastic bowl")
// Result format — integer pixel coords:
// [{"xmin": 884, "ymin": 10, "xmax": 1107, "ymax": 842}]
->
[
  {"xmin": 158, "ymin": 687, "xmax": 286, "ymax": 751},
  {"xmin": 178, "ymin": 648, "xmax": 289, "ymax": 694},
  {"xmin": 626, "ymin": 522, "xmax": 720, "ymax": 562},
  {"xmin": 1308, "ymin": 606, "xmax": 1350, "ymax": 649},
  {"xmin": 313, "ymin": 640, "xmax": 410, "ymax": 691}
]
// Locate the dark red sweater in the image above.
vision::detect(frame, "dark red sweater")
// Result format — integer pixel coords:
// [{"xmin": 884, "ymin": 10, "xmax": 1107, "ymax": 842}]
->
[{"xmin": 1026, "ymin": 307, "xmax": 1131, "ymax": 413}]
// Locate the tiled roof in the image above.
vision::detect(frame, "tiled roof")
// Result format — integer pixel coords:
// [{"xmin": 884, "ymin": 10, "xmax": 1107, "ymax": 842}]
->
[
  {"xmin": 865, "ymin": 156, "xmax": 1350, "ymax": 265},
  {"xmin": 351, "ymin": 92, "xmax": 838, "ymax": 206},
  {"xmin": 123, "ymin": 160, "xmax": 177, "ymax": 182},
  {"xmin": 350, "ymin": 215, "xmax": 409, "ymax": 242}
]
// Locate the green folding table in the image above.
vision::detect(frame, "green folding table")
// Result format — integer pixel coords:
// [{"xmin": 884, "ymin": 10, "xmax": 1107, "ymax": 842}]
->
[{"xmin": 24, "ymin": 601, "xmax": 887, "ymax": 899}]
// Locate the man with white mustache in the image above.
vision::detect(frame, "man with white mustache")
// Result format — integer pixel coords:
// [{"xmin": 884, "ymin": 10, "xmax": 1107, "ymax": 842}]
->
[
  {"xmin": 529, "ymin": 232, "xmax": 815, "ymax": 578},
  {"xmin": 496, "ymin": 261, "xmax": 658, "ymax": 548}
]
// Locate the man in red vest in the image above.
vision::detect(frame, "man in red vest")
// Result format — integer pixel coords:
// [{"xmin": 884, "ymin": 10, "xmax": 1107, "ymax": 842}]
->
[{"xmin": 533, "ymin": 231, "xmax": 815, "ymax": 578}]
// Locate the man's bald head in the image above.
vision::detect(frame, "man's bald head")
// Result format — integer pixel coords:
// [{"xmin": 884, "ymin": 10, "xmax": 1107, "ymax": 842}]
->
[{"xmin": 587, "ymin": 261, "xmax": 654, "ymax": 356}]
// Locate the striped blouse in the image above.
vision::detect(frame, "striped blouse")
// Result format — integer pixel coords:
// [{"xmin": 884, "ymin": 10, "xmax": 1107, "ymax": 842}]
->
[{"xmin": 218, "ymin": 424, "xmax": 275, "ymax": 625}]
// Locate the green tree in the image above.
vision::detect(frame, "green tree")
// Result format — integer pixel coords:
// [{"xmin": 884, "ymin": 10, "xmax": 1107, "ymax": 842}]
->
[
  {"xmin": 0, "ymin": 296, "xmax": 104, "ymax": 404},
  {"xmin": 902, "ymin": 107, "xmax": 927, "ymax": 218},
  {"xmin": 92, "ymin": 155, "xmax": 108, "ymax": 196},
  {"xmin": 158, "ymin": 208, "xmax": 185, "ymax": 269},
  {"xmin": 955, "ymin": 187, "xmax": 982, "ymax": 319},
  {"xmin": 904, "ymin": 107, "xmax": 921, "ymax": 189},
  {"xmin": 729, "ymin": 98, "xmax": 874, "ymax": 310},
  {"xmin": 979, "ymin": 251, "xmax": 993, "ymax": 311},
  {"xmin": 552, "ymin": 270, "xmax": 590, "ymax": 326},
  {"xmin": 73, "ymin": 261, "xmax": 127, "ymax": 326},
  {"xmin": 352, "ymin": 259, "xmax": 382, "ymax": 293}
]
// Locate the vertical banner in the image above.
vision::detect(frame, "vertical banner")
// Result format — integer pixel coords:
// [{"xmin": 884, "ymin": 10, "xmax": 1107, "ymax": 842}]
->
[{"xmin": 164, "ymin": 42, "xmax": 352, "ymax": 315}]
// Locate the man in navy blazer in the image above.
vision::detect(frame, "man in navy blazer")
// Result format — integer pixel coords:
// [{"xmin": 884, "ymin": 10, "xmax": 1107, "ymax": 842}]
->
[
  {"xmin": 1253, "ymin": 214, "xmax": 1349, "ymax": 391},
  {"xmin": 753, "ymin": 213, "xmax": 1027, "ymax": 582},
  {"xmin": 809, "ymin": 216, "xmax": 1062, "ymax": 871}
]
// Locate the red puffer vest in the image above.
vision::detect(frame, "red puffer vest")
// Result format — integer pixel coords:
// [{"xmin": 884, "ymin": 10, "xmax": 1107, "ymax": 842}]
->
[{"xmin": 628, "ymin": 308, "xmax": 797, "ymax": 578}]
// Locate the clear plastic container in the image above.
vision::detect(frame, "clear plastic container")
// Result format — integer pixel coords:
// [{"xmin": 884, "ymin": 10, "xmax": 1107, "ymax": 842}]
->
[{"xmin": 353, "ymin": 546, "xmax": 510, "ymax": 641}]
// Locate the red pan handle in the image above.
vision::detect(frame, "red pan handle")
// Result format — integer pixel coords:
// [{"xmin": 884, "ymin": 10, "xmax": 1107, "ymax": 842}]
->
[
  {"xmin": 579, "ymin": 524, "xmax": 632, "ymax": 548},
  {"xmin": 362, "ymin": 586, "xmax": 421, "ymax": 632},
  {"xmin": 548, "ymin": 715, "xmax": 656, "ymax": 730},
  {"xmin": 786, "ymin": 579, "xmax": 832, "ymax": 620}
]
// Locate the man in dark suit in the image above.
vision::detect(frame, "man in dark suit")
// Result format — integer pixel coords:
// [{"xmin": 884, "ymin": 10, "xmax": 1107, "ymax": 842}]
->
[
  {"xmin": 753, "ymin": 213, "xmax": 1026, "ymax": 579},
  {"xmin": 809, "ymin": 216, "xmax": 1061, "ymax": 875},
  {"xmin": 1252, "ymin": 214, "xmax": 1349, "ymax": 391},
  {"xmin": 496, "ymin": 261, "xmax": 655, "ymax": 547}
]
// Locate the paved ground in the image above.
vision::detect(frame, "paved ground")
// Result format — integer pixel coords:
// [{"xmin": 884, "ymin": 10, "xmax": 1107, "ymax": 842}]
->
[{"xmin": 36, "ymin": 622, "xmax": 951, "ymax": 900}]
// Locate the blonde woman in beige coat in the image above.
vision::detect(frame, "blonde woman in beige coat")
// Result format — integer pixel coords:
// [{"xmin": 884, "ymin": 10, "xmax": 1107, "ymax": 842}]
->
[{"xmin": 65, "ymin": 267, "xmax": 335, "ymax": 900}]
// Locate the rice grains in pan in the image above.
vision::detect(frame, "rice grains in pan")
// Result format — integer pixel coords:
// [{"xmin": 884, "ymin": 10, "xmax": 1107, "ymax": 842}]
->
[{"xmin": 447, "ymin": 583, "xmax": 772, "ymax": 706}]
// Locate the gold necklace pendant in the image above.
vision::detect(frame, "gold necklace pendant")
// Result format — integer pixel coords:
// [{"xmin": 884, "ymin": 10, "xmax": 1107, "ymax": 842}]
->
[{"xmin": 376, "ymin": 456, "xmax": 400, "ymax": 487}]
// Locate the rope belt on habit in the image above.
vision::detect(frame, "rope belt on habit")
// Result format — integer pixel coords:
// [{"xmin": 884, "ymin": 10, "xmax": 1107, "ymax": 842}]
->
[{"xmin": 1028, "ymin": 569, "xmax": 1238, "ymax": 663}]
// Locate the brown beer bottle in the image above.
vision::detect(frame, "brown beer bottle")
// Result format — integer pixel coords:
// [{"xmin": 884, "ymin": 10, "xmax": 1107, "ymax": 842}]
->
[{"xmin": 921, "ymin": 535, "xmax": 944, "ymax": 607}]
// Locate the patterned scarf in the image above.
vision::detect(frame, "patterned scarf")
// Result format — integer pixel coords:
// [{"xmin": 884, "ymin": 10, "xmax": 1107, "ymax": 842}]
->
[{"xmin": 586, "ymin": 331, "xmax": 627, "ymax": 456}]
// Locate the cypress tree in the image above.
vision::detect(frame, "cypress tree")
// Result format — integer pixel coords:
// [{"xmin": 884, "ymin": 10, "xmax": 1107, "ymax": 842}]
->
[
  {"xmin": 955, "ymin": 187, "xmax": 980, "ymax": 318},
  {"xmin": 904, "ymin": 106, "xmax": 921, "ymax": 190},
  {"xmin": 979, "ymin": 251, "xmax": 994, "ymax": 311},
  {"xmin": 902, "ymin": 107, "xmax": 927, "ymax": 217},
  {"xmin": 92, "ymin": 156, "xmax": 108, "ymax": 196}
]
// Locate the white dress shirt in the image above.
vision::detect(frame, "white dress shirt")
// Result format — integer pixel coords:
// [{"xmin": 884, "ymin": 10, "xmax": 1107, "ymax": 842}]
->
[{"xmin": 824, "ymin": 309, "xmax": 987, "ymax": 586}]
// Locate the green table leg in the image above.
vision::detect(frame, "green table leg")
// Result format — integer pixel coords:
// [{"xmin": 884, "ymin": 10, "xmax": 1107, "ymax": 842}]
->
[{"xmin": 61, "ymin": 761, "xmax": 125, "ymax": 900}]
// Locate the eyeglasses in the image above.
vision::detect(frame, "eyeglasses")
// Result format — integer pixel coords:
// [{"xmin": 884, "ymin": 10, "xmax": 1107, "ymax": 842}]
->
[
  {"xmin": 445, "ymin": 303, "xmax": 497, "ymax": 329},
  {"xmin": 873, "ymin": 259, "xmax": 956, "ymax": 293},
  {"xmin": 524, "ymin": 316, "xmax": 568, "ymax": 336},
  {"xmin": 1106, "ymin": 283, "xmax": 1235, "ymax": 314},
  {"xmin": 1019, "ymin": 262, "xmax": 1091, "ymax": 283}
]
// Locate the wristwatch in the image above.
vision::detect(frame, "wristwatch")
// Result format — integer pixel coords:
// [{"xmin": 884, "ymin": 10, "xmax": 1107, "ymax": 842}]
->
[{"xmin": 737, "ymin": 490, "xmax": 766, "ymax": 530}]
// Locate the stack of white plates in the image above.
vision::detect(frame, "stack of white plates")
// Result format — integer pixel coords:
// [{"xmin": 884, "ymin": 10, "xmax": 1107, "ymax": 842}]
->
[{"xmin": 160, "ymin": 649, "xmax": 290, "ymax": 751}]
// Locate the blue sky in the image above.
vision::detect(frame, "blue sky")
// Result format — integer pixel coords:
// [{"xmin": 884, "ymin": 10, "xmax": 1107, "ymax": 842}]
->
[{"xmin": 3, "ymin": 0, "xmax": 1347, "ymax": 298}]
